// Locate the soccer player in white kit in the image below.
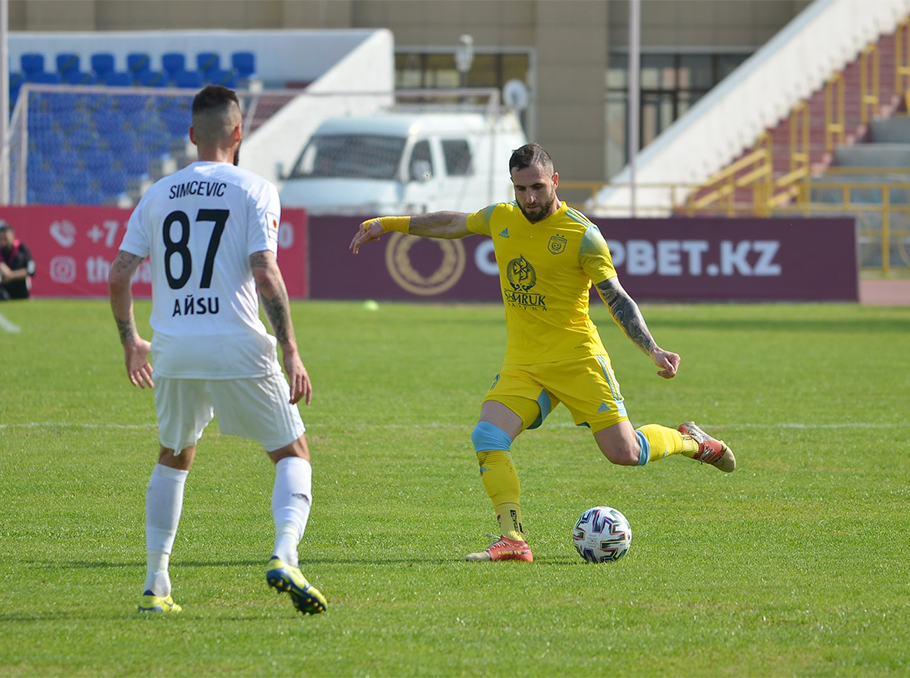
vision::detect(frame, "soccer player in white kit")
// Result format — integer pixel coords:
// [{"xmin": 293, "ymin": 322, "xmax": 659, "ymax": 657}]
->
[{"xmin": 108, "ymin": 85, "xmax": 326, "ymax": 615}]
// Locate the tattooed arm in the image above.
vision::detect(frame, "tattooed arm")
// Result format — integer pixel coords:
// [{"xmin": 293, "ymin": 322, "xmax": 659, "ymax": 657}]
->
[
  {"xmin": 250, "ymin": 250, "xmax": 311, "ymax": 405},
  {"xmin": 108, "ymin": 250, "xmax": 155, "ymax": 389},
  {"xmin": 594, "ymin": 276, "xmax": 680, "ymax": 380}
]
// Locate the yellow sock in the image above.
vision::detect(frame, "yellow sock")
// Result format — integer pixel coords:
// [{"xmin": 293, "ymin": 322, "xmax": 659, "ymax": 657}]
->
[
  {"xmin": 636, "ymin": 424, "xmax": 699, "ymax": 464},
  {"xmin": 477, "ymin": 449, "xmax": 525, "ymax": 541}
]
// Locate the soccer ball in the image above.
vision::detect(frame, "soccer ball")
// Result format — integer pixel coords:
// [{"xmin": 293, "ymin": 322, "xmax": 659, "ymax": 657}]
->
[{"xmin": 572, "ymin": 506, "xmax": 632, "ymax": 563}]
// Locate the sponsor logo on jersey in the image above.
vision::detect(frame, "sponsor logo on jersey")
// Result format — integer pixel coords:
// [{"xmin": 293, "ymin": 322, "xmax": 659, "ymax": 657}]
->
[
  {"xmin": 548, "ymin": 234, "xmax": 567, "ymax": 255},
  {"xmin": 504, "ymin": 254, "xmax": 546, "ymax": 310},
  {"xmin": 498, "ymin": 228, "xmax": 510, "ymax": 238}
]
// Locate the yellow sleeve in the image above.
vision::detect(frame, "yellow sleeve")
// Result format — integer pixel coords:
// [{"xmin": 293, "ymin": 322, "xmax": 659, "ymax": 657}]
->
[
  {"xmin": 465, "ymin": 204, "xmax": 497, "ymax": 236},
  {"xmin": 579, "ymin": 224, "xmax": 617, "ymax": 284}
]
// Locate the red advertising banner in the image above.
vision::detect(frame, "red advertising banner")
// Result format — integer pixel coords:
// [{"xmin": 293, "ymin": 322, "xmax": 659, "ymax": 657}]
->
[
  {"xmin": 0, "ymin": 205, "xmax": 309, "ymax": 298},
  {"xmin": 310, "ymin": 215, "xmax": 858, "ymax": 302}
]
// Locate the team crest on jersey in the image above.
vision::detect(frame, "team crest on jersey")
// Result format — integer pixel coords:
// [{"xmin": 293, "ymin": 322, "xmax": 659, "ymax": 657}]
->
[
  {"xmin": 548, "ymin": 234, "xmax": 567, "ymax": 255},
  {"xmin": 504, "ymin": 254, "xmax": 546, "ymax": 310}
]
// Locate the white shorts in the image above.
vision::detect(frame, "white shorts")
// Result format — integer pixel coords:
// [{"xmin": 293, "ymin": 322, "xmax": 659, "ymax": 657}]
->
[{"xmin": 154, "ymin": 373, "xmax": 306, "ymax": 453}]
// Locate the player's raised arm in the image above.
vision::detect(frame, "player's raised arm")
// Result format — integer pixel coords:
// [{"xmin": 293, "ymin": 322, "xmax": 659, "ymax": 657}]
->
[
  {"xmin": 108, "ymin": 250, "xmax": 155, "ymax": 389},
  {"xmin": 349, "ymin": 211, "xmax": 471, "ymax": 254},
  {"xmin": 594, "ymin": 276, "xmax": 680, "ymax": 380}
]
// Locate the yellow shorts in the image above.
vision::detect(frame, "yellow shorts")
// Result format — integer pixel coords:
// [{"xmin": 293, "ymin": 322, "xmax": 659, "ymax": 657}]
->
[{"xmin": 482, "ymin": 354, "xmax": 629, "ymax": 433}]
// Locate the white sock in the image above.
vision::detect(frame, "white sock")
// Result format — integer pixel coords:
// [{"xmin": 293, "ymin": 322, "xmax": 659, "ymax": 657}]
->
[
  {"xmin": 144, "ymin": 463, "xmax": 188, "ymax": 597},
  {"xmin": 272, "ymin": 457, "xmax": 312, "ymax": 568}
]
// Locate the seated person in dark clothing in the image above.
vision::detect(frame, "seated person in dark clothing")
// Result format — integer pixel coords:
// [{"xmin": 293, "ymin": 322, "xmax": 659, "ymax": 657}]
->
[{"xmin": 0, "ymin": 223, "xmax": 36, "ymax": 300}]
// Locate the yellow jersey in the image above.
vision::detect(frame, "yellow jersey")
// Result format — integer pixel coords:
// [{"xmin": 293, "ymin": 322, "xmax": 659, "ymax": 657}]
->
[{"xmin": 466, "ymin": 201, "xmax": 617, "ymax": 365}]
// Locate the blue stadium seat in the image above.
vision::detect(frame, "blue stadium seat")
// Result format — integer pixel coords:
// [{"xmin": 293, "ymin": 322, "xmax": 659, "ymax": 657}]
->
[
  {"xmin": 63, "ymin": 70, "xmax": 97, "ymax": 85},
  {"xmin": 91, "ymin": 53, "xmax": 116, "ymax": 79},
  {"xmin": 94, "ymin": 109, "xmax": 125, "ymax": 134},
  {"xmin": 20, "ymin": 53, "xmax": 45, "ymax": 77},
  {"xmin": 108, "ymin": 130, "xmax": 135, "ymax": 154},
  {"xmin": 173, "ymin": 70, "xmax": 203, "ymax": 89},
  {"xmin": 27, "ymin": 159, "xmax": 54, "ymax": 188},
  {"xmin": 104, "ymin": 72, "xmax": 132, "ymax": 87},
  {"xmin": 34, "ymin": 130, "xmax": 65, "ymax": 156},
  {"xmin": 30, "ymin": 72, "xmax": 62, "ymax": 84},
  {"xmin": 122, "ymin": 150, "xmax": 151, "ymax": 177},
  {"xmin": 206, "ymin": 68, "xmax": 238, "ymax": 88},
  {"xmin": 83, "ymin": 149, "xmax": 114, "ymax": 173},
  {"xmin": 99, "ymin": 169, "xmax": 128, "ymax": 196},
  {"xmin": 196, "ymin": 52, "xmax": 220, "ymax": 77},
  {"xmin": 231, "ymin": 52, "xmax": 256, "ymax": 79},
  {"xmin": 9, "ymin": 72, "xmax": 25, "ymax": 110},
  {"xmin": 127, "ymin": 53, "xmax": 151, "ymax": 79},
  {"xmin": 56, "ymin": 53, "xmax": 80, "ymax": 77},
  {"xmin": 138, "ymin": 70, "xmax": 168, "ymax": 87},
  {"xmin": 43, "ymin": 91, "xmax": 73, "ymax": 115},
  {"xmin": 161, "ymin": 53, "xmax": 186, "ymax": 78},
  {"xmin": 62, "ymin": 168, "xmax": 90, "ymax": 192},
  {"xmin": 163, "ymin": 107, "xmax": 190, "ymax": 136},
  {"xmin": 117, "ymin": 93, "xmax": 149, "ymax": 115}
]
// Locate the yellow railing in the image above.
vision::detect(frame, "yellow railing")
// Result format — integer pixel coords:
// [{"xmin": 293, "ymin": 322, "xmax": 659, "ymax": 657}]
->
[
  {"xmin": 825, "ymin": 71, "xmax": 846, "ymax": 153},
  {"xmin": 860, "ymin": 42, "xmax": 881, "ymax": 125},
  {"xmin": 895, "ymin": 17, "xmax": 910, "ymax": 98},
  {"xmin": 682, "ymin": 133, "xmax": 772, "ymax": 217}
]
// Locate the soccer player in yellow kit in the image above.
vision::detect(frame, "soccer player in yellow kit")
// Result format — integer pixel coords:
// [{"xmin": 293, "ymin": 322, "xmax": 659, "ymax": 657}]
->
[{"xmin": 350, "ymin": 144, "xmax": 735, "ymax": 562}]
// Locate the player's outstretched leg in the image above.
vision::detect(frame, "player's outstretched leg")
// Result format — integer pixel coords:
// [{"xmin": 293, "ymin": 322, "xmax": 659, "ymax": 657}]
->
[
  {"xmin": 266, "ymin": 557, "xmax": 327, "ymax": 614},
  {"xmin": 465, "ymin": 533, "xmax": 534, "ymax": 562},
  {"xmin": 138, "ymin": 592, "xmax": 182, "ymax": 613},
  {"xmin": 678, "ymin": 422, "xmax": 736, "ymax": 472}
]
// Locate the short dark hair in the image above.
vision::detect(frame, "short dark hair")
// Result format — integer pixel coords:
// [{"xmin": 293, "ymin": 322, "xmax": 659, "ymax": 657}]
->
[
  {"xmin": 192, "ymin": 85, "xmax": 240, "ymax": 118},
  {"xmin": 509, "ymin": 143, "xmax": 554, "ymax": 175},
  {"xmin": 0, "ymin": 224, "xmax": 13, "ymax": 236}
]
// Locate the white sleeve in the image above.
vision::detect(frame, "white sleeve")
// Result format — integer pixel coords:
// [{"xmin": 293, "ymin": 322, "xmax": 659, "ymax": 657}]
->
[
  {"xmin": 248, "ymin": 181, "xmax": 281, "ymax": 256},
  {"xmin": 119, "ymin": 196, "xmax": 150, "ymax": 258}
]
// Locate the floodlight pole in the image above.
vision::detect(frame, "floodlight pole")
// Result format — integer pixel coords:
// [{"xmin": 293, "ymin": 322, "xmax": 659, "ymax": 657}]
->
[
  {"xmin": 0, "ymin": 0, "xmax": 9, "ymax": 205},
  {"xmin": 628, "ymin": 0, "xmax": 640, "ymax": 217}
]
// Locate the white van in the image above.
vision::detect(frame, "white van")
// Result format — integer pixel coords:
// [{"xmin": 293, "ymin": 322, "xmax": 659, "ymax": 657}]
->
[{"xmin": 278, "ymin": 110, "xmax": 528, "ymax": 214}]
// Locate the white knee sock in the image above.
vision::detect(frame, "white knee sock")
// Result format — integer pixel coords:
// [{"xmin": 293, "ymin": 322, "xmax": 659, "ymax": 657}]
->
[
  {"xmin": 144, "ymin": 463, "xmax": 188, "ymax": 597},
  {"xmin": 272, "ymin": 457, "xmax": 312, "ymax": 568}
]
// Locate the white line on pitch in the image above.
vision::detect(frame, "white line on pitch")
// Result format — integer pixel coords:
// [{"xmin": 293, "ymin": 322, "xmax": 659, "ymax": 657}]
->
[
  {"xmin": 0, "ymin": 422, "xmax": 156, "ymax": 430},
  {"xmin": 2, "ymin": 421, "xmax": 907, "ymax": 432},
  {"xmin": 0, "ymin": 311, "xmax": 21, "ymax": 333}
]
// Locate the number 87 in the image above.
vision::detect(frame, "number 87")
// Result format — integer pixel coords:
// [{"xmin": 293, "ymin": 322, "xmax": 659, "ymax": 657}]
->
[{"xmin": 163, "ymin": 209, "xmax": 228, "ymax": 290}]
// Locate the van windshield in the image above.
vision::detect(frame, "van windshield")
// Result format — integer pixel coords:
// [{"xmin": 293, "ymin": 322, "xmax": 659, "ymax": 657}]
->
[{"xmin": 289, "ymin": 135, "xmax": 407, "ymax": 180}]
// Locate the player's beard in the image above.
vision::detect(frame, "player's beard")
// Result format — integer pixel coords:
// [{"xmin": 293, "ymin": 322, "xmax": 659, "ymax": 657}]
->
[
  {"xmin": 233, "ymin": 141, "xmax": 241, "ymax": 166},
  {"xmin": 520, "ymin": 191, "xmax": 556, "ymax": 223}
]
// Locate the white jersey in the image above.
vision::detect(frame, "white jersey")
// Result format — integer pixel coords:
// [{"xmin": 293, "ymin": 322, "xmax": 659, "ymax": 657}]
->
[{"xmin": 120, "ymin": 161, "xmax": 282, "ymax": 379}]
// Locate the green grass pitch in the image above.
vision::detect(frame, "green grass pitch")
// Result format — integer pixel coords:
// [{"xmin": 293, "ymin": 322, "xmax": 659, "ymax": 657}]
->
[{"xmin": 1, "ymin": 299, "xmax": 909, "ymax": 676}]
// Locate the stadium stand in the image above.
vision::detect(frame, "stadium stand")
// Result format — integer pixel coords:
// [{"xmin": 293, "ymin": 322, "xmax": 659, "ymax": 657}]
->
[
  {"xmin": 127, "ymin": 52, "xmax": 152, "ymax": 81},
  {"xmin": 8, "ymin": 71, "xmax": 24, "ymax": 107},
  {"xmin": 55, "ymin": 53, "xmax": 80, "ymax": 78},
  {"xmin": 207, "ymin": 68, "xmax": 238, "ymax": 88},
  {"xmin": 138, "ymin": 70, "xmax": 168, "ymax": 87},
  {"xmin": 104, "ymin": 71, "xmax": 131, "ymax": 87},
  {"xmin": 90, "ymin": 53, "xmax": 116, "ymax": 80},
  {"xmin": 232, "ymin": 52, "xmax": 256, "ymax": 80},
  {"xmin": 64, "ymin": 70, "xmax": 97, "ymax": 85},
  {"xmin": 196, "ymin": 52, "xmax": 221, "ymax": 78},
  {"xmin": 30, "ymin": 72, "xmax": 62, "ymax": 84},
  {"xmin": 161, "ymin": 52, "xmax": 186, "ymax": 79},
  {"xmin": 20, "ymin": 53, "xmax": 45, "ymax": 79},
  {"xmin": 174, "ymin": 70, "xmax": 203, "ymax": 88}
]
